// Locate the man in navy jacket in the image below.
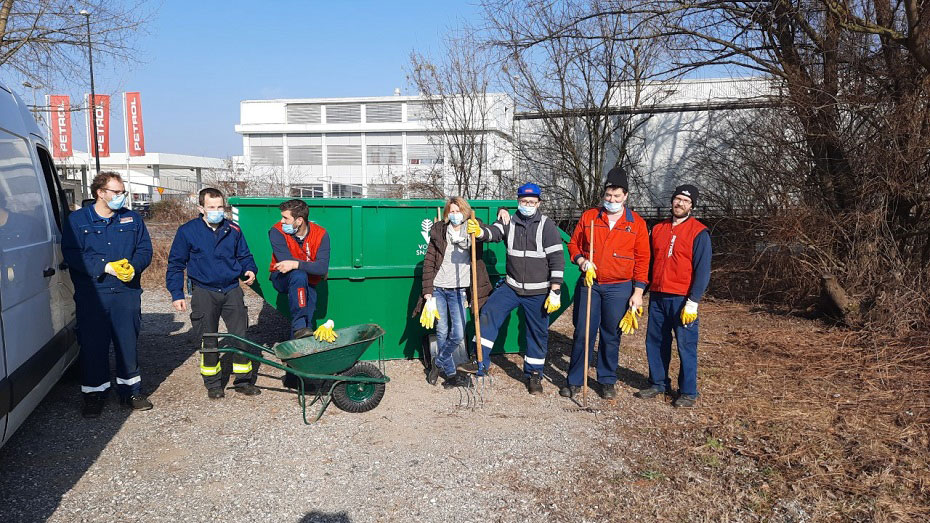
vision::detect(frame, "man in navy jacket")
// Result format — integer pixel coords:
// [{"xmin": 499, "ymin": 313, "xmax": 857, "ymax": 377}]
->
[
  {"xmin": 166, "ymin": 188, "xmax": 259, "ymax": 399},
  {"xmin": 63, "ymin": 172, "xmax": 153, "ymax": 418}
]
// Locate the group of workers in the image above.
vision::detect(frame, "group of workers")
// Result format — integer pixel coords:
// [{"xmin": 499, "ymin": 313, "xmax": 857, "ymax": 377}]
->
[
  {"xmin": 63, "ymin": 166, "xmax": 707, "ymax": 419},
  {"xmin": 419, "ymin": 167, "xmax": 710, "ymax": 408}
]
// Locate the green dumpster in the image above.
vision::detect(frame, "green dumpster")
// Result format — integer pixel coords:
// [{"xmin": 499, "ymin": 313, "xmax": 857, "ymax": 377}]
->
[{"xmin": 229, "ymin": 198, "xmax": 581, "ymax": 361}]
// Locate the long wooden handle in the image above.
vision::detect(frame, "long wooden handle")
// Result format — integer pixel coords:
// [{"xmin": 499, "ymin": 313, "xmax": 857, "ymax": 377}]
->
[
  {"xmin": 470, "ymin": 210, "xmax": 483, "ymax": 364},
  {"xmin": 582, "ymin": 219, "xmax": 594, "ymax": 408}
]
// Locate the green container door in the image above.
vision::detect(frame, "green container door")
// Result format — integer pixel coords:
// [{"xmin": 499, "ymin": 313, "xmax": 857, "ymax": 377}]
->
[{"xmin": 229, "ymin": 198, "xmax": 581, "ymax": 360}]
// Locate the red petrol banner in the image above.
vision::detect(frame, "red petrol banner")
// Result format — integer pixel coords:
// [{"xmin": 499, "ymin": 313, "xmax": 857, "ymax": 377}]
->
[
  {"xmin": 47, "ymin": 95, "xmax": 72, "ymax": 158},
  {"xmin": 123, "ymin": 91, "xmax": 145, "ymax": 156},
  {"xmin": 85, "ymin": 94, "xmax": 110, "ymax": 157}
]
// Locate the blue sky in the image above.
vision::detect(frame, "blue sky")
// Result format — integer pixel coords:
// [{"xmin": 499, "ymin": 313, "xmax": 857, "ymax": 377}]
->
[{"xmin": 28, "ymin": 1, "xmax": 483, "ymax": 159}]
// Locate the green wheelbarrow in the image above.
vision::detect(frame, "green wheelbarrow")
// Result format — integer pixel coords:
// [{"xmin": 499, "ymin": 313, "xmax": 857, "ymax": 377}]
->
[{"xmin": 201, "ymin": 323, "xmax": 389, "ymax": 424}]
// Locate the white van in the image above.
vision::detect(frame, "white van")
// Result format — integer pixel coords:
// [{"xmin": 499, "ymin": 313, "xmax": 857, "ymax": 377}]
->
[{"xmin": 0, "ymin": 80, "xmax": 78, "ymax": 447}]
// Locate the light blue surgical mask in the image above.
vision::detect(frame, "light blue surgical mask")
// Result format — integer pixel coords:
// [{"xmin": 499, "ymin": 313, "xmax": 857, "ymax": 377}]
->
[
  {"xmin": 205, "ymin": 210, "xmax": 225, "ymax": 224},
  {"xmin": 107, "ymin": 193, "xmax": 126, "ymax": 210},
  {"xmin": 518, "ymin": 205, "xmax": 537, "ymax": 217},
  {"xmin": 448, "ymin": 212, "xmax": 464, "ymax": 225},
  {"xmin": 603, "ymin": 201, "xmax": 623, "ymax": 213},
  {"xmin": 282, "ymin": 222, "xmax": 296, "ymax": 235}
]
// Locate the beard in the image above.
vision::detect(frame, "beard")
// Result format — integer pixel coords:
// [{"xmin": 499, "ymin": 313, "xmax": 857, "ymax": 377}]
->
[{"xmin": 671, "ymin": 206, "xmax": 691, "ymax": 219}]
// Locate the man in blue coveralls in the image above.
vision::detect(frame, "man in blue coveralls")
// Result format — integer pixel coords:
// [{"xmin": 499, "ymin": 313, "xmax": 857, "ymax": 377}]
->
[
  {"xmin": 268, "ymin": 199, "xmax": 332, "ymax": 340},
  {"xmin": 166, "ymin": 188, "xmax": 260, "ymax": 399},
  {"xmin": 63, "ymin": 172, "xmax": 153, "ymax": 418}
]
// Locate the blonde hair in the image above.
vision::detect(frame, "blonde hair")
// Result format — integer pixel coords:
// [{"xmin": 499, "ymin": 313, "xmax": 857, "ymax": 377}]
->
[{"xmin": 442, "ymin": 196, "xmax": 472, "ymax": 222}]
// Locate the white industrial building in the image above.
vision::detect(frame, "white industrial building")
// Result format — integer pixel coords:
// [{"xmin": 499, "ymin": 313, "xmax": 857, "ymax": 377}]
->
[
  {"xmin": 236, "ymin": 78, "xmax": 780, "ymax": 205},
  {"xmin": 235, "ymin": 93, "xmax": 514, "ymax": 198}
]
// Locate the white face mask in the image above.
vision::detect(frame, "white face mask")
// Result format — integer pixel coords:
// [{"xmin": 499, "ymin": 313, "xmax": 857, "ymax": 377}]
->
[
  {"xmin": 518, "ymin": 204, "xmax": 537, "ymax": 217},
  {"xmin": 448, "ymin": 212, "xmax": 464, "ymax": 225}
]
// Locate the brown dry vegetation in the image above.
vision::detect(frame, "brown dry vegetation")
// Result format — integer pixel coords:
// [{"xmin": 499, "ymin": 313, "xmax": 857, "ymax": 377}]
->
[
  {"xmin": 536, "ymin": 301, "xmax": 930, "ymax": 521},
  {"xmin": 141, "ymin": 200, "xmax": 196, "ymax": 289}
]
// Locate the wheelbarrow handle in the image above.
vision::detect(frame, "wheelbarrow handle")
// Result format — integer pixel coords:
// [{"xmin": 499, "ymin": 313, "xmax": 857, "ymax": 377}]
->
[{"xmin": 200, "ymin": 333, "xmax": 274, "ymax": 354}]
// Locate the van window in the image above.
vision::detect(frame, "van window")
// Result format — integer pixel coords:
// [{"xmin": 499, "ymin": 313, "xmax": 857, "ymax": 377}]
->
[
  {"xmin": 0, "ymin": 129, "xmax": 51, "ymax": 248},
  {"xmin": 35, "ymin": 145, "xmax": 70, "ymax": 233}
]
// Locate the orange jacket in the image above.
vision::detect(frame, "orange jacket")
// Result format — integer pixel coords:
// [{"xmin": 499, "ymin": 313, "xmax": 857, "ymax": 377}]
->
[{"xmin": 568, "ymin": 207, "xmax": 650, "ymax": 286}]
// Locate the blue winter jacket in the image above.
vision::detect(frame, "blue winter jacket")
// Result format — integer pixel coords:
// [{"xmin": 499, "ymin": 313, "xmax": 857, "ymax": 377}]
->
[{"xmin": 166, "ymin": 216, "xmax": 259, "ymax": 301}]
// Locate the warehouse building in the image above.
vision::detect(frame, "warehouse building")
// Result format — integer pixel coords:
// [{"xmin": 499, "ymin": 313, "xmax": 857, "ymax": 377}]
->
[{"xmin": 234, "ymin": 92, "xmax": 514, "ymax": 198}]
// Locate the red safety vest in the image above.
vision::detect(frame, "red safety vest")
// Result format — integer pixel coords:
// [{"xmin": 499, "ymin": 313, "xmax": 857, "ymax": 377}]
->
[
  {"xmin": 269, "ymin": 222, "xmax": 327, "ymax": 285},
  {"xmin": 650, "ymin": 217, "xmax": 707, "ymax": 296}
]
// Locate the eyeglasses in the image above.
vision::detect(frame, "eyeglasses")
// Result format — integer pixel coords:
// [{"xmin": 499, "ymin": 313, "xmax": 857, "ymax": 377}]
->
[
  {"xmin": 104, "ymin": 188, "xmax": 127, "ymax": 196},
  {"xmin": 518, "ymin": 199, "xmax": 540, "ymax": 206}
]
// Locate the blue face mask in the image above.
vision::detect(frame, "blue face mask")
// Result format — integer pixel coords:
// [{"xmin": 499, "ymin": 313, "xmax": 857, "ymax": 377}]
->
[
  {"xmin": 282, "ymin": 222, "xmax": 296, "ymax": 234},
  {"xmin": 107, "ymin": 193, "xmax": 126, "ymax": 210},
  {"xmin": 205, "ymin": 210, "xmax": 225, "ymax": 224},
  {"xmin": 518, "ymin": 205, "xmax": 537, "ymax": 217},
  {"xmin": 603, "ymin": 201, "xmax": 623, "ymax": 213},
  {"xmin": 448, "ymin": 212, "xmax": 464, "ymax": 225}
]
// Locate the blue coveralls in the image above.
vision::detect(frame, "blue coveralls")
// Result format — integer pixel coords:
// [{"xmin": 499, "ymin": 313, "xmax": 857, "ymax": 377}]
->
[
  {"xmin": 644, "ymin": 230, "xmax": 712, "ymax": 398},
  {"xmin": 268, "ymin": 227, "xmax": 331, "ymax": 336},
  {"xmin": 62, "ymin": 204, "xmax": 152, "ymax": 398},
  {"xmin": 567, "ymin": 280, "xmax": 633, "ymax": 387}
]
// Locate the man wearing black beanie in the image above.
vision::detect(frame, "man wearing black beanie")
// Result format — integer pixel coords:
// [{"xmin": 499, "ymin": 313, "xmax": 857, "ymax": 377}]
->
[{"xmin": 636, "ymin": 183, "xmax": 711, "ymax": 407}]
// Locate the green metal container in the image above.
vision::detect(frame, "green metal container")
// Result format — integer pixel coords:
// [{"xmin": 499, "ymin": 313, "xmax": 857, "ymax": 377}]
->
[{"xmin": 229, "ymin": 197, "xmax": 581, "ymax": 360}]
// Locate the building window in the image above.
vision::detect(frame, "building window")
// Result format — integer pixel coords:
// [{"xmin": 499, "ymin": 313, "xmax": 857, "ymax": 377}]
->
[
  {"xmin": 286, "ymin": 104, "xmax": 322, "ymax": 124},
  {"xmin": 290, "ymin": 184, "xmax": 324, "ymax": 198},
  {"xmin": 365, "ymin": 103, "xmax": 402, "ymax": 123},
  {"xmin": 249, "ymin": 135, "xmax": 284, "ymax": 166},
  {"xmin": 330, "ymin": 183, "xmax": 363, "ymax": 198},
  {"xmin": 366, "ymin": 144, "xmax": 402, "ymax": 165},
  {"xmin": 325, "ymin": 104, "xmax": 361, "ymax": 124},
  {"xmin": 407, "ymin": 101, "xmax": 442, "ymax": 122}
]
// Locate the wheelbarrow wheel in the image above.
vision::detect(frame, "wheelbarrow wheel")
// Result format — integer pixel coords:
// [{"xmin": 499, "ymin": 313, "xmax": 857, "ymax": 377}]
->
[{"xmin": 331, "ymin": 362, "xmax": 386, "ymax": 413}]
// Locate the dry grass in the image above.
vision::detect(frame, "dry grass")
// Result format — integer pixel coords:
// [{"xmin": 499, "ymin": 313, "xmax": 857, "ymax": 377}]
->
[{"xmin": 532, "ymin": 301, "xmax": 930, "ymax": 521}]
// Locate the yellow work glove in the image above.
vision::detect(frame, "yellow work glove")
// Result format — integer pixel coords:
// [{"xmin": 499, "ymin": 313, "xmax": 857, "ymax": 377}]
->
[
  {"xmin": 619, "ymin": 306, "xmax": 643, "ymax": 335},
  {"xmin": 581, "ymin": 259, "xmax": 597, "ymax": 287},
  {"xmin": 419, "ymin": 296, "xmax": 440, "ymax": 329},
  {"xmin": 313, "ymin": 319, "xmax": 338, "ymax": 343},
  {"xmin": 466, "ymin": 218, "xmax": 483, "ymax": 237},
  {"xmin": 543, "ymin": 290, "xmax": 561, "ymax": 314},
  {"xmin": 106, "ymin": 259, "xmax": 135, "ymax": 282},
  {"xmin": 681, "ymin": 299, "xmax": 699, "ymax": 325}
]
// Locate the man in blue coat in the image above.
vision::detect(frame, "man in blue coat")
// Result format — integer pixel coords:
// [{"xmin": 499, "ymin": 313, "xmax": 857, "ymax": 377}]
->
[
  {"xmin": 62, "ymin": 172, "xmax": 153, "ymax": 418},
  {"xmin": 166, "ymin": 188, "xmax": 259, "ymax": 399}
]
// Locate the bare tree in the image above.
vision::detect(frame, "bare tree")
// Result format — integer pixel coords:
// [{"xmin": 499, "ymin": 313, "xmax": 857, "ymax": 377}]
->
[
  {"xmin": 409, "ymin": 32, "xmax": 504, "ymax": 199},
  {"xmin": 483, "ymin": 0, "xmax": 672, "ymax": 215},
  {"xmin": 0, "ymin": 0, "xmax": 150, "ymax": 89}
]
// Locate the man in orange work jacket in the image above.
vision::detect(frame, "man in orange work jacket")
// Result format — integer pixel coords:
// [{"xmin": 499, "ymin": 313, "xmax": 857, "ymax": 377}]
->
[
  {"xmin": 268, "ymin": 199, "xmax": 331, "ymax": 339},
  {"xmin": 635, "ymin": 184, "xmax": 711, "ymax": 408},
  {"xmin": 562, "ymin": 167, "xmax": 651, "ymax": 400}
]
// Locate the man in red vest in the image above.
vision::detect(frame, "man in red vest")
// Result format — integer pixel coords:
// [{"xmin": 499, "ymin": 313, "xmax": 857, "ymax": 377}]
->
[
  {"xmin": 637, "ymin": 184, "xmax": 711, "ymax": 407},
  {"xmin": 562, "ymin": 166, "xmax": 650, "ymax": 400},
  {"xmin": 268, "ymin": 199, "xmax": 331, "ymax": 339}
]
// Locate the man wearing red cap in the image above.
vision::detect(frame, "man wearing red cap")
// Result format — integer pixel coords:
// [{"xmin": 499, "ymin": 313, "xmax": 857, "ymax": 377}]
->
[
  {"xmin": 636, "ymin": 184, "xmax": 712, "ymax": 407},
  {"xmin": 562, "ymin": 166, "xmax": 650, "ymax": 400}
]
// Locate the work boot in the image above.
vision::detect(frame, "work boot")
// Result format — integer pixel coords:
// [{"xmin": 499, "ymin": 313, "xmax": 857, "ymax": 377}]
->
[
  {"xmin": 207, "ymin": 387, "xmax": 225, "ymax": 399},
  {"xmin": 235, "ymin": 384, "xmax": 261, "ymax": 396},
  {"xmin": 527, "ymin": 373, "xmax": 544, "ymax": 395},
  {"xmin": 673, "ymin": 394, "xmax": 697, "ymax": 408},
  {"xmin": 559, "ymin": 385, "xmax": 580, "ymax": 398},
  {"xmin": 81, "ymin": 392, "xmax": 106, "ymax": 419},
  {"xmin": 456, "ymin": 361, "xmax": 479, "ymax": 374},
  {"xmin": 426, "ymin": 364, "xmax": 441, "ymax": 386},
  {"xmin": 294, "ymin": 328, "xmax": 313, "ymax": 339},
  {"xmin": 442, "ymin": 372, "xmax": 473, "ymax": 389},
  {"xmin": 634, "ymin": 386, "xmax": 665, "ymax": 399},
  {"xmin": 120, "ymin": 394, "xmax": 153, "ymax": 411},
  {"xmin": 600, "ymin": 383, "xmax": 617, "ymax": 400}
]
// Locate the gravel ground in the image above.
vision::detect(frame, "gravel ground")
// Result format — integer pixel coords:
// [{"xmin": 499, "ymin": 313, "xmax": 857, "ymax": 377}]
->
[{"xmin": 0, "ymin": 286, "xmax": 663, "ymax": 522}]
